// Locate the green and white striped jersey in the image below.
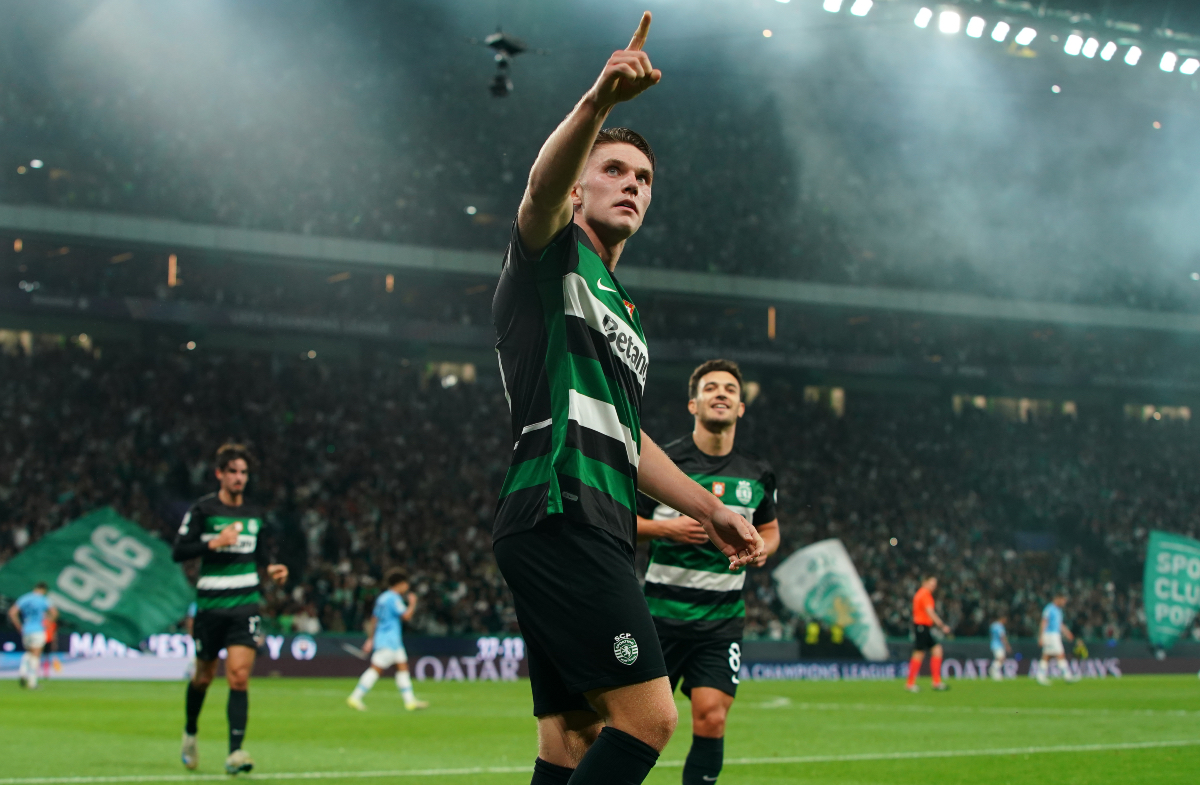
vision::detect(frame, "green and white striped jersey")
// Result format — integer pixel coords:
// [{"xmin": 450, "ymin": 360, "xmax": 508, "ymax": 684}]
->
[
  {"xmin": 173, "ymin": 494, "xmax": 267, "ymax": 612},
  {"xmin": 637, "ymin": 436, "xmax": 777, "ymax": 639},
  {"xmin": 492, "ymin": 221, "xmax": 648, "ymax": 546}
]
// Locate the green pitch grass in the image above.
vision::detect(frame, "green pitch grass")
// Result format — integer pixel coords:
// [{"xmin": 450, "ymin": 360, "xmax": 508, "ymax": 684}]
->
[{"xmin": 2, "ymin": 675, "xmax": 1199, "ymax": 784}]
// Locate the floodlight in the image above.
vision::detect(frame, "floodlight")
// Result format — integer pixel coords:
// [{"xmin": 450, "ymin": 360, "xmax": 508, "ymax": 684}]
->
[
  {"xmin": 30, "ymin": 159, "xmax": 43, "ymax": 169},
  {"xmin": 1014, "ymin": 27, "xmax": 1037, "ymax": 46},
  {"xmin": 823, "ymin": 0, "xmax": 843, "ymax": 12},
  {"xmin": 1182, "ymin": 58, "xmax": 1200, "ymax": 76},
  {"xmin": 1064, "ymin": 34, "xmax": 1083, "ymax": 55},
  {"xmin": 1100, "ymin": 41, "xmax": 1117, "ymax": 60},
  {"xmin": 1125, "ymin": 46, "xmax": 1142, "ymax": 65},
  {"xmin": 991, "ymin": 21, "xmax": 1010, "ymax": 42},
  {"xmin": 966, "ymin": 17, "xmax": 985, "ymax": 38},
  {"xmin": 1160, "ymin": 51, "xmax": 1177, "ymax": 72},
  {"xmin": 1082, "ymin": 38, "xmax": 1099, "ymax": 58},
  {"xmin": 915, "ymin": 7, "xmax": 933, "ymax": 28},
  {"xmin": 850, "ymin": 0, "xmax": 872, "ymax": 17},
  {"xmin": 938, "ymin": 10, "xmax": 961, "ymax": 34}
]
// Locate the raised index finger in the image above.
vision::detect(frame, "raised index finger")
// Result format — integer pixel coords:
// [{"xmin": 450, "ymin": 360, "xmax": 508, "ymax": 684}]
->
[{"xmin": 627, "ymin": 11, "xmax": 652, "ymax": 51}]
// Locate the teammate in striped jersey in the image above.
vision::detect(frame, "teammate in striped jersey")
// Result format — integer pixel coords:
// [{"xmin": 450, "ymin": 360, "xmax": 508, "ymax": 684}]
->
[
  {"xmin": 491, "ymin": 13, "xmax": 763, "ymax": 785},
  {"xmin": 173, "ymin": 444, "xmax": 288, "ymax": 775},
  {"xmin": 637, "ymin": 359, "xmax": 780, "ymax": 785}
]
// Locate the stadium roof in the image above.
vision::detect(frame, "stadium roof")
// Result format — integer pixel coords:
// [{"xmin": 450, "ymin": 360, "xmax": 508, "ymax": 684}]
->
[{"xmin": 5, "ymin": 203, "xmax": 1200, "ymax": 335}]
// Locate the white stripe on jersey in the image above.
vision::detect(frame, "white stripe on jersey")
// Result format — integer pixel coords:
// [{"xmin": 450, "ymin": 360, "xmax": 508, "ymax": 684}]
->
[
  {"xmin": 196, "ymin": 573, "xmax": 260, "ymax": 590},
  {"xmin": 562, "ymin": 272, "xmax": 648, "ymax": 391},
  {"xmin": 651, "ymin": 502, "xmax": 755, "ymax": 526},
  {"xmin": 568, "ymin": 389, "xmax": 640, "ymax": 468},
  {"xmin": 645, "ymin": 563, "xmax": 747, "ymax": 592}
]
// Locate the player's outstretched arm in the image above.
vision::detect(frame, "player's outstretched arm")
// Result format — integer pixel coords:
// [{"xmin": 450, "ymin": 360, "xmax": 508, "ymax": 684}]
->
[
  {"xmin": 638, "ymin": 430, "xmax": 764, "ymax": 568},
  {"xmin": 517, "ymin": 11, "xmax": 661, "ymax": 255}
]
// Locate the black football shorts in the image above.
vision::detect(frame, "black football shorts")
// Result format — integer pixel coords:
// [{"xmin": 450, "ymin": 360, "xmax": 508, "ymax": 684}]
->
[
  {"xmin": 193, "ymin": 606, "xmax": 263, "ymax": 661},
  {"xmin": 913, "ymin": 624, "xmax": 936, "ymax": 653},
  {"xmin": 660, "ymin": 636, "xmax": 743, "ymax": 699},
  {"xmin": 493, "ymin": 516, "xmax": 667, "ymax": 716}
]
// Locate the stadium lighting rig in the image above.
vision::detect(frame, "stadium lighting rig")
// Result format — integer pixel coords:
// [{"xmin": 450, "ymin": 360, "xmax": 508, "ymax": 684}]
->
[
  {"xmin": 810, "ymin": 0, "xmax": 1200, "ymax": 82},
  {"xmin": 469, "ymin": 29, "xmax": 549, "ymax": 98}
]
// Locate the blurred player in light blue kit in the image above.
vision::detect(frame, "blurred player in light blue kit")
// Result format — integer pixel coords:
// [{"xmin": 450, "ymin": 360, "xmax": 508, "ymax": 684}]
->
[
  {"xmin": 987, "ymin": 615, "xmax": 1011, "ymax": 681},
  {"xmin": 1037, "ymin": 593, "xmax": 1079, "ymax": 685},
  {"xmin": 347, "ymin": 570, "xmax": 428, "ymax": 711},
  {"xmin": 8, "ymin": 581, "xmax": 57, "ymax": 689}
]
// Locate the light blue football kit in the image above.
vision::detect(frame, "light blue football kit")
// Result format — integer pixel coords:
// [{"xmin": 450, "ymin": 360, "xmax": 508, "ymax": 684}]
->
[
  {"xmin": 348, "ymin": 588, "xmax": 421, "ymax": 709},
  {"xmin": 372, "ymin": 590, "xmax": 408, "ymax": 652},
  {"xmin": 989, "ymin": 621, "xmax": 1006, "ymax": 655},
  {"xmin": 16, "ymin": 592, "xmax": 51, "ymax": 635},
  {"xmin": 1042, "ymin": 603, "xmax": 1063, "ymax": 634}
]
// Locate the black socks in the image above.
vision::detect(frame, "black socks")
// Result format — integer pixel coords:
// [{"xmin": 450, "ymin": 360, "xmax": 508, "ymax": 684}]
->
[
  {"xmin": 682, "ymin": 735, "xmax": 724, "ymax": 785},
  {"xmin": 568, "ymin": 726, "xmax": 659, "ymax": 785},
  {"xmin": 227, "ymin": 689, "xmax": 248, "ymax": 753},
  {"xmin": 185, "ymin": 681, "xmax": 250, "ymax": 755},
  {"xmin": 184, "ymin": 682, "xmax": 207, "ymax": 735},
  {"xmin": 531, "ymin": 757, "xmax": 575, "ymax": 785}
]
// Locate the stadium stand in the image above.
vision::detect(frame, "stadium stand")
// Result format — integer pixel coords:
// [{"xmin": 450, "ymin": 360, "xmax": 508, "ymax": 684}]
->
[{"xmin": 1, "ymin": 341, "xmax": 1193, "ymax": 646}]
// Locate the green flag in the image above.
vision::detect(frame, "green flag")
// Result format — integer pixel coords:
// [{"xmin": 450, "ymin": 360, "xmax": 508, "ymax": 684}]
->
[
  {"xmin": 0, "ymin": 508, "xmax": 193, "ymax": 646},
  {"xmin": 1144, "ymin": 530, "xmax": 1200, "ymax": 651}
]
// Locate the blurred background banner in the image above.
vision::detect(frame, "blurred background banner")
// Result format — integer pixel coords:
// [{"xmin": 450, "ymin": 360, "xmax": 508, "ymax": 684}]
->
[
  {"xmin": 1143, "ymin": 530, "xmax": 1200, "ymax": 652},
  {"xmin": 773, "ymin": 538, "xmax": 888, "ymax": 661},
  {"xmin": 0, "ymin": 508, "xmax": 192, "ymax": 646}
]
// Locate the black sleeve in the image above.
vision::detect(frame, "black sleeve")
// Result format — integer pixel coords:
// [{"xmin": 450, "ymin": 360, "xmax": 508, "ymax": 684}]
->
[
  {"xmin": 504, "ymin": 219, "xmax": 575, "ymax": 276},
  {"xmin": 172, "ymin": 506, "xmax": 208, "ymax": 562},
  {"xmin": 255, "ymin": 512, "xmax": 271, "ymax": 568},
  {"xmin": 636, "ymin": 491, "xmax": 659, "ymax": 519},
  {"xmin": 754, "ymin": 466, "xmax": 778, "ymax": 526}
]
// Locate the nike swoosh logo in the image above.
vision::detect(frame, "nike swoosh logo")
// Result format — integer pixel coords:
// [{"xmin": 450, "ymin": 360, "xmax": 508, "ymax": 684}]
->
[
  {"xmin": 597, "ymin": 278, "xmax": 617, "ymax": 293},
  {"xmin": 702, "ymin": 777, "xmax": 718, "ymax": 782}
]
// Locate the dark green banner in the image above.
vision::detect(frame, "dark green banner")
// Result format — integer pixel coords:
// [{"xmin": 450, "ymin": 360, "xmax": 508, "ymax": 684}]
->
[
  {"xmin": 0, "ymin": 508, "xmax": 193, "ymax": 646},
  {"xmin": 1143, "ymin": 530, "xmax": 1200, "ymax": 651}
]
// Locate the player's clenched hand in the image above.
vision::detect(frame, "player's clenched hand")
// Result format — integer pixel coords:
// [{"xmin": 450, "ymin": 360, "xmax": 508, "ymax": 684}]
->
[
  {"xmin": 663, "ymin": 515, "xmax": 710, "ymax": 545},
  {"xmin": 267, "ymin": 563, "xmax": 288, "ymax": 585},
  {"xmin": 586, "ymin": 11, "xmax": 661, "ymax": 110},
  {"xmin": 208, "ymin": 522, "xmax": 242, "ymax": 550},
  {"xmin": 703, "ymin": 506, "xmax": 765, "ymax": 569}
]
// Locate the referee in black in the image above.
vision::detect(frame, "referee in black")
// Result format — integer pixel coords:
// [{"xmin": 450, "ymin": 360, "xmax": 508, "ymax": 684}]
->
[{"xmin": 491, "ymin": 13, "xmax": 764, "ymax": 785}]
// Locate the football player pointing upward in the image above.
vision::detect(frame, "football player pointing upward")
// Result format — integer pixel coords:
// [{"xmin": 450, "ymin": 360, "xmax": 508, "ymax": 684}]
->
[{"xmin": 491, "ymin": 12, "xmax": 763, "ymax": 785}]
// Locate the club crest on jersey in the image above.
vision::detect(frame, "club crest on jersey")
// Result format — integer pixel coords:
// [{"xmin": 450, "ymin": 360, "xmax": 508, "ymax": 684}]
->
[
  {"xmin": 613, "ymin": 633, "xmax": 639, "ymax": 665},
  {"xmin": 736, "ymin": 480, "xmax": 753, "ymax": 505},
  {"xmin": 622, "ymin": 299, "xmax": 635, "ymax": 319},
  {"xmin": 712, "ymin": 482, "xmax": 725, "ymax": 497}
]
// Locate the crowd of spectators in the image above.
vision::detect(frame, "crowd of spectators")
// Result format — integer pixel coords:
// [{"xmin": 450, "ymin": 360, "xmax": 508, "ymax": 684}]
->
[
  {"xmin": 3, "ymin": 2, "xmax": 1198, "ymax": 314},
  {"xmin": 3, "ymin": 341, "xmax": 1197, "ymax": 648}
]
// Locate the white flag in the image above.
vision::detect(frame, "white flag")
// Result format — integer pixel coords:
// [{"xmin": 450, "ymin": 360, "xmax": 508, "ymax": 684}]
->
[{"xmin": 772, "ymin": 538, "xmax": 889, "ymax": 661}]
